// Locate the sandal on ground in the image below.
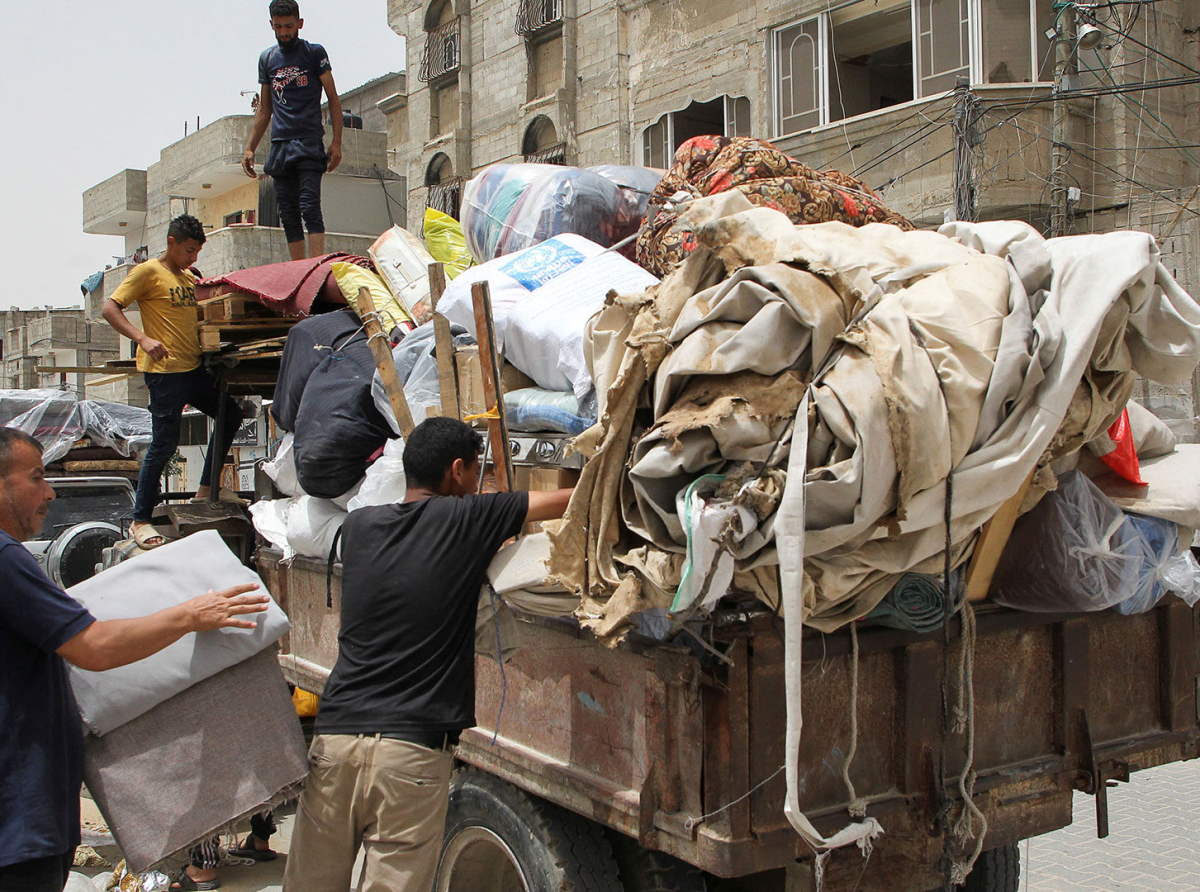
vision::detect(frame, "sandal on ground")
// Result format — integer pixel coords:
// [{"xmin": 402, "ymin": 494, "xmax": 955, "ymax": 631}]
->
[
  {"xmin": 170, "ymin": 868, "xmax": 220, "ymax": 891},
  {"xmin": 131, "ymin": 524, "xmax": 167, "ymax": 549},
  {"xmin": 231, "ymin": 835, "xmax": 277, "ymax": 862}
]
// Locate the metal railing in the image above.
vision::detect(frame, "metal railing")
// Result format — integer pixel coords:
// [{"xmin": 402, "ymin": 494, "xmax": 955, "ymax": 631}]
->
[
  {"xmin": 524, "ymin": 144, "xmax": 567, "ymax": 165},
  {"xmin": 426, "ymin": 179, "xmax": 463, "ymax": 220},
  {"xmin": 515, "ymin": 0, "xmax": 563, "ymax": 36},
  {"xmin": 419, "ymin": 17, "xmax": 461, "ymax": 83}
]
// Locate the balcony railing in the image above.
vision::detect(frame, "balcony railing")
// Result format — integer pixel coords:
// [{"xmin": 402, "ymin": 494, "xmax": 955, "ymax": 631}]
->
[
  {"xmin": 419, "ymin": 18, "xmax": 461, "ymax": 83},
  {"xmin": 515, "ymin": 0, "xmax": 563, "ymax": 35},
  {"xmin": 524, "ymin": 143, "xmax": 567, "ymax": 165}
]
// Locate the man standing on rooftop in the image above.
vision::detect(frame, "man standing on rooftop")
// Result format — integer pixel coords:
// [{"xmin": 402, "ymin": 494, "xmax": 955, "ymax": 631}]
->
[{"xmin": 242, "ymin": 0, "xmax": 342, "ymax": 261}]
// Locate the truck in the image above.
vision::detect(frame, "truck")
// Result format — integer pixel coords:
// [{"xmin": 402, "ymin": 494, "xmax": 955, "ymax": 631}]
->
[{"xmin": 257, "ymin": 546, "xmax": 1200, "ymax": 892}]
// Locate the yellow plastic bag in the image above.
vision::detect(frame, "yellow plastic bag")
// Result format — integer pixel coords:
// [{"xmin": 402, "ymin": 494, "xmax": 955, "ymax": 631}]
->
[
  {"xmin": 330, "ymin": 261, "xmax": 411, "ymax": 332},
  {"xmin": 423, "ymin": 208, "xmax": 474, "ymax": 279},
  {"xmin": 292, "ymin": 687, "xmax": 320, "ymax": 718}
]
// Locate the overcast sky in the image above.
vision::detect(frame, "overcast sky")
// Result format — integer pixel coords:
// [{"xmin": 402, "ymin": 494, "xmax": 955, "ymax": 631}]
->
[{"xmin": 0, "ymin": 1, "xmax": 405, "ymax": 311}]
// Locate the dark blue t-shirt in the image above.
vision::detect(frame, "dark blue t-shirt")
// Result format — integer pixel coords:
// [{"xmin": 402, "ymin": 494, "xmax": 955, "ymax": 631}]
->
[
  {"xmin": 0, "ymin": 532, "xmax": 95, "ymax": 867},
  {"xmin": 258, "ymin": 39, "xmax": 332, "ymax": 142}
]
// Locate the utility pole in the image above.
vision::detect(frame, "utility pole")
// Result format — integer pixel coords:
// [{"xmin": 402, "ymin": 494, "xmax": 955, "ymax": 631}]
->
[
  {"xmin": 1050, "ymin": 4, "xmax": 1077, "ymax": 237},
  {"xmin": 952, "ymin": 78, "xmax": 979, "ymax": 223}
]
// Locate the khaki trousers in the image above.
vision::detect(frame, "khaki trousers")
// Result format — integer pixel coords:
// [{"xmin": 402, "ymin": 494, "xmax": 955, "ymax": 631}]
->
[{"xmin": 282, "ymin": 733, "xmax": 455, "ymax": 892}]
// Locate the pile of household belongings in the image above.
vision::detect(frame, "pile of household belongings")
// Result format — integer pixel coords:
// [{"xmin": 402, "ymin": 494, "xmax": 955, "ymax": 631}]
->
[
  {"xmin": 246, "ymin": 218, "xmax": 479, "ymax": 562},
  {"xmin": 0, "ymin": 389, "xmax": 152, "ymax": 465},
  {"xmin": 500, "ymin": 193, "xmax": 1200, "ymax": 861},
  {"xmin": 66, "ymin": 531, "xmax": 305, "ymax": 873}
]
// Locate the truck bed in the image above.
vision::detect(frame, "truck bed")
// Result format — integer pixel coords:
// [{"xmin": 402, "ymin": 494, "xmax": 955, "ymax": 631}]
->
[{"xmin": 257, "ymin": 547, "xmax": 1199, "ymax": 885}]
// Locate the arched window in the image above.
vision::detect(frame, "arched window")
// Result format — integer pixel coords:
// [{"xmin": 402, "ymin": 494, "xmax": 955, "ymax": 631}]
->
[
  {"xmin": 419, "ymin": 0, "xmax": 461, "ymax": 82},
  {"xmin": 522, "ymin": 116, "xmax": 566, "ymax": 164}
]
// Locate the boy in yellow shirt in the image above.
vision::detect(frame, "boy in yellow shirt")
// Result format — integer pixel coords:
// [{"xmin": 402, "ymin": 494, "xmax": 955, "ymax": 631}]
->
[{"xmin": 102, "ymin": 215, "xmax": 244, "ymax": 549}]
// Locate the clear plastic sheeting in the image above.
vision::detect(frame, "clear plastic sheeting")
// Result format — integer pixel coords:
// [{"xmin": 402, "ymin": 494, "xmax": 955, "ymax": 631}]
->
[
  {"xmin": 0, "ymin": 389, "xmax": 152, "ymax": 463},
  {"xmin": 991, "ymin": 472, "xmax": 1193, "ymax": 614},
  {"xmin": 461, "ymin": 164, "xmax": 663, "ymax": 263},
  {"xmin": 372, "ymin": 321, "xmax": 474, "ymax": 435}
]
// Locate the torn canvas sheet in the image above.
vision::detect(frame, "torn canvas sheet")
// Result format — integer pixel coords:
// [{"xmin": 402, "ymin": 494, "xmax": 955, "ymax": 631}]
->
[
  {"xmin": 68, "ymin": 531, "xmax": 290, "ymax": 736},
  {"xmin": 556, "ymin": 201, "xmax": 1200, "ymax": 635},
  {"xmin": 83, "ymin": 648, "xmax": 308, "ymax": 873}
]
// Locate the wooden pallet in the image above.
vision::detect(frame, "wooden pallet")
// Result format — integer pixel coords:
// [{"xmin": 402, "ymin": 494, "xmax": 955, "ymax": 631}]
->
[
  {"xmin": 198, "ymin": 290, "xmax": 276, "ymax": 323},
  {"xmin": 199, "ymin": 318, "xmax": 297, "ymax": 352}
]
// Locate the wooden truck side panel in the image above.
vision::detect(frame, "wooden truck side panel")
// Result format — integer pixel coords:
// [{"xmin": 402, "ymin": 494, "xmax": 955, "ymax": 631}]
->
[{"xmin": 258, "ymin": 549, "xmax": 1200, "ymax": 881}]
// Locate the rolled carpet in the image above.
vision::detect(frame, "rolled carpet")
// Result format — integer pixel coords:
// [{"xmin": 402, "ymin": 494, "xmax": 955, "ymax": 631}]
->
[{"xmin": 864, "ymin": 573, "xmax": 952, "ymax": 634}]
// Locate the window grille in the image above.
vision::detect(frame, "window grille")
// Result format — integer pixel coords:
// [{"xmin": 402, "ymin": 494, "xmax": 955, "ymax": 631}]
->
[
  {"xmin": 426, "ymin": 179, "xmax": 463, "ymax": 220},
  {"xmin": 516, "ymin": 0, "xmax": 563, "ymax": 36},
  {"xmin": 419, "ymin": 17, "xmax": 461, "ymax": 83},
  {"xmin": 524, "ymin": 144, "xmax": 567, "ymax": 165}
]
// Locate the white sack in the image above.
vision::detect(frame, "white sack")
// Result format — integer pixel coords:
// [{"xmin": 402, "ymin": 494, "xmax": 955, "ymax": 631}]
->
[
  {"xmin": 285, "ymin": 496, "xmax": 347, "ymax": 560},
  {"xmin": 68, "ymin": 531, "xmax": 290, "ymax": 736},
  {"xmin": 250, "ymin": 498, "xmax": 292, "ymax": 560},
  {"xmin": 369, "ymin": 225, "xmax": 436, "ymax": 322},
  {"xmin": 348, "ymin": 437, "xmax": 408, "ymax": 511},
  {"xmin": 438, "ymin": 234, "xmax": 605, "ymax": 355},
  {"xmin": 506, "ymin": 251, "xmax": 659, "ymax": 400},
  {"xmin": 262, "ymin": 433, "xmax": 304, "ymax": 498}
]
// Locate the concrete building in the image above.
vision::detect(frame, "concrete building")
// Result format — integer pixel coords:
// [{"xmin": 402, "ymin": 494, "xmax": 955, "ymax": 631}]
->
[
  {"xmin": 0, "ymin": 308, "xmax": 119, "ymax": 394},
  {"xmin": 385, "ymin": 0, "xmax": 1199, "ymax": 423}
]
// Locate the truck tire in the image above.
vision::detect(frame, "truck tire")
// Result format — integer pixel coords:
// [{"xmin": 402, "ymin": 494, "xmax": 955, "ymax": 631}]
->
[
  {"xmin": 959, "ymin": 844, "xmax": 1020, "ymax": 892},
  {"xmin": 436, "ymin": 768, "xmax": 622, "ymax": 892},
  {"xmin": 607, "ymin": 832, "xmax": 708, "ymax": 892}
]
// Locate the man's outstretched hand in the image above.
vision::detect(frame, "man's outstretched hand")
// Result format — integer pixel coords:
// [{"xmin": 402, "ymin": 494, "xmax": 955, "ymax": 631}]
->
[
  {"xmin": 242, "ymin": 150, "xmax": 258, "ymax": 179},
  {"xmin": 186, "ymin": 583, "xmax": 269, "ymax": 631}
]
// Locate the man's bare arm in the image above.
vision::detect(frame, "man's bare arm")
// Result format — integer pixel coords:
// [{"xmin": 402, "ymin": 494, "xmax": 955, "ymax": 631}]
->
[
  {"xmin": 320, "ymin": 71, "xmax": 343, "ymax": 173},
  {"xmin": 101, "ymin": 299, "xmax": 167, "ymax": 362},
  {"xmin": 242, "ymin": 85, "xmax": 273, "ymax": 178},
  {"xmin": 525, "ymin": 488, "xmax": 574, "ymax": 524},
  {"xmin": 58, "ymin": 583, "xmax": 269, "ymax": 672}
]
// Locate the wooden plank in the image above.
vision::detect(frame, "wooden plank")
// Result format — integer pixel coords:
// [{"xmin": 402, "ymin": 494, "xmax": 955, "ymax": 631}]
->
[
  {"xmin": 471, "ymin": 281, "xmax": 514, "ymax": 493},
  {"xmin": 199, "ymin": 328, "xmax": 224, "ymax": 352},
  {"xmin": 34, "ymin": 365, "xmax": 113, "ymax": 374},
  {"xmin": 356, "ymin": 286, "xmax": 415, "ymax": 439},
  {"xmin": 964, "ymin": 467, "xmax": 1037, "ymax": 602},
  {"xmin": 63, "ymin": 460, "xmax": 141, "ymax": 472},
  {"xmin": 84, "ymin": 372, "xmax": 137, "ymax": 387},
  {"xmin": 429, "ymin": 262, "xmax": 459, "ymax": 419}
]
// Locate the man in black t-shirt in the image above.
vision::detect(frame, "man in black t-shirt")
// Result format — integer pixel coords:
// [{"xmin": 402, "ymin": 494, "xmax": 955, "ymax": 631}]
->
[
  {"xmin": 242, "ymin": 0, "xmax": 342, "ymax": 261},
  {"xmin": 283, "ymin": 418, "xmax": 573, "ymax": 892}
]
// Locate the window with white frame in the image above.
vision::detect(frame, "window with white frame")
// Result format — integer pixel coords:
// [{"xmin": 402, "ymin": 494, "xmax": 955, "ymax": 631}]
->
[
  {"xmin": 641, "ymin": 96, "xmax": 752, "ymax": 168},
  {"xmin": 773, "ymin": 0, "xmax": 1047, "ymax": 137}
]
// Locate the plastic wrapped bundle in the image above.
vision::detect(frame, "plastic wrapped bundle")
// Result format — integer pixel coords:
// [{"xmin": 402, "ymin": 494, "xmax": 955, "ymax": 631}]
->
[
  {"xmin": 461, "ymin": 164, "xmax": 663, "ymax": 262},
  {"xmin": 0, "ymin": 389, "xmax": 152, "ymax": 463}
]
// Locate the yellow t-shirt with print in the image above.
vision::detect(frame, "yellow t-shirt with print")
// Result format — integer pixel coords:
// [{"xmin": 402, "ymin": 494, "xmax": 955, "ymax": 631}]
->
[{"xmin": 110, "ymin": 259, "xmax": 201, "ymax": 373}]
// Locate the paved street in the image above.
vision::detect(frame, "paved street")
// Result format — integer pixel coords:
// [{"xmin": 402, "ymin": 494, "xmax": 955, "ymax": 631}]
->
[{"xmin": 1022, "ymin": 759, "xmax": 1200, "ymax": 892}]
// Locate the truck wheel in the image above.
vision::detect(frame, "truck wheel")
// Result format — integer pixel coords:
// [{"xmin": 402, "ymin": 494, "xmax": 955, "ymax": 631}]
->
[
  {"xmin": 436, "ymin": 768, "xmax": 622, "ymax": 892},
  {"xmin": 607, "ymin": 832, "xmax": 707, "ymax": 892},
  {"xmin": 959, "ymin": 844, "xmax": 1020, "ymax": 892}
]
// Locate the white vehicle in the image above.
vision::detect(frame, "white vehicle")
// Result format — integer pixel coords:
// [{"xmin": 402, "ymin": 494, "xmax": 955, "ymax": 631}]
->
[{"xmin": 24, "ymin": 477, "xmax": 133, "ymax": 587}]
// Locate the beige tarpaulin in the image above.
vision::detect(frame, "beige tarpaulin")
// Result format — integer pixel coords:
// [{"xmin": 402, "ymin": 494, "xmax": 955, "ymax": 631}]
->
[
  {"xmin": 541, "ymin": 197, "xmax": 1200, "ymax": 851},
  {"xmin": 548, "ymin": 201, "xmax": 1200, "ymax": 635}
]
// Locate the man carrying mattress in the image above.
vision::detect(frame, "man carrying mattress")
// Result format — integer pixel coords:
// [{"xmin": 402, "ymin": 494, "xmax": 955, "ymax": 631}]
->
[
  {"xmin": 0, "ymin": 428, "xmax": 267, "ymax": 892},
  {"xmin": 283, "ymin": 418, "xmax": 573, "ymax": 892}
]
